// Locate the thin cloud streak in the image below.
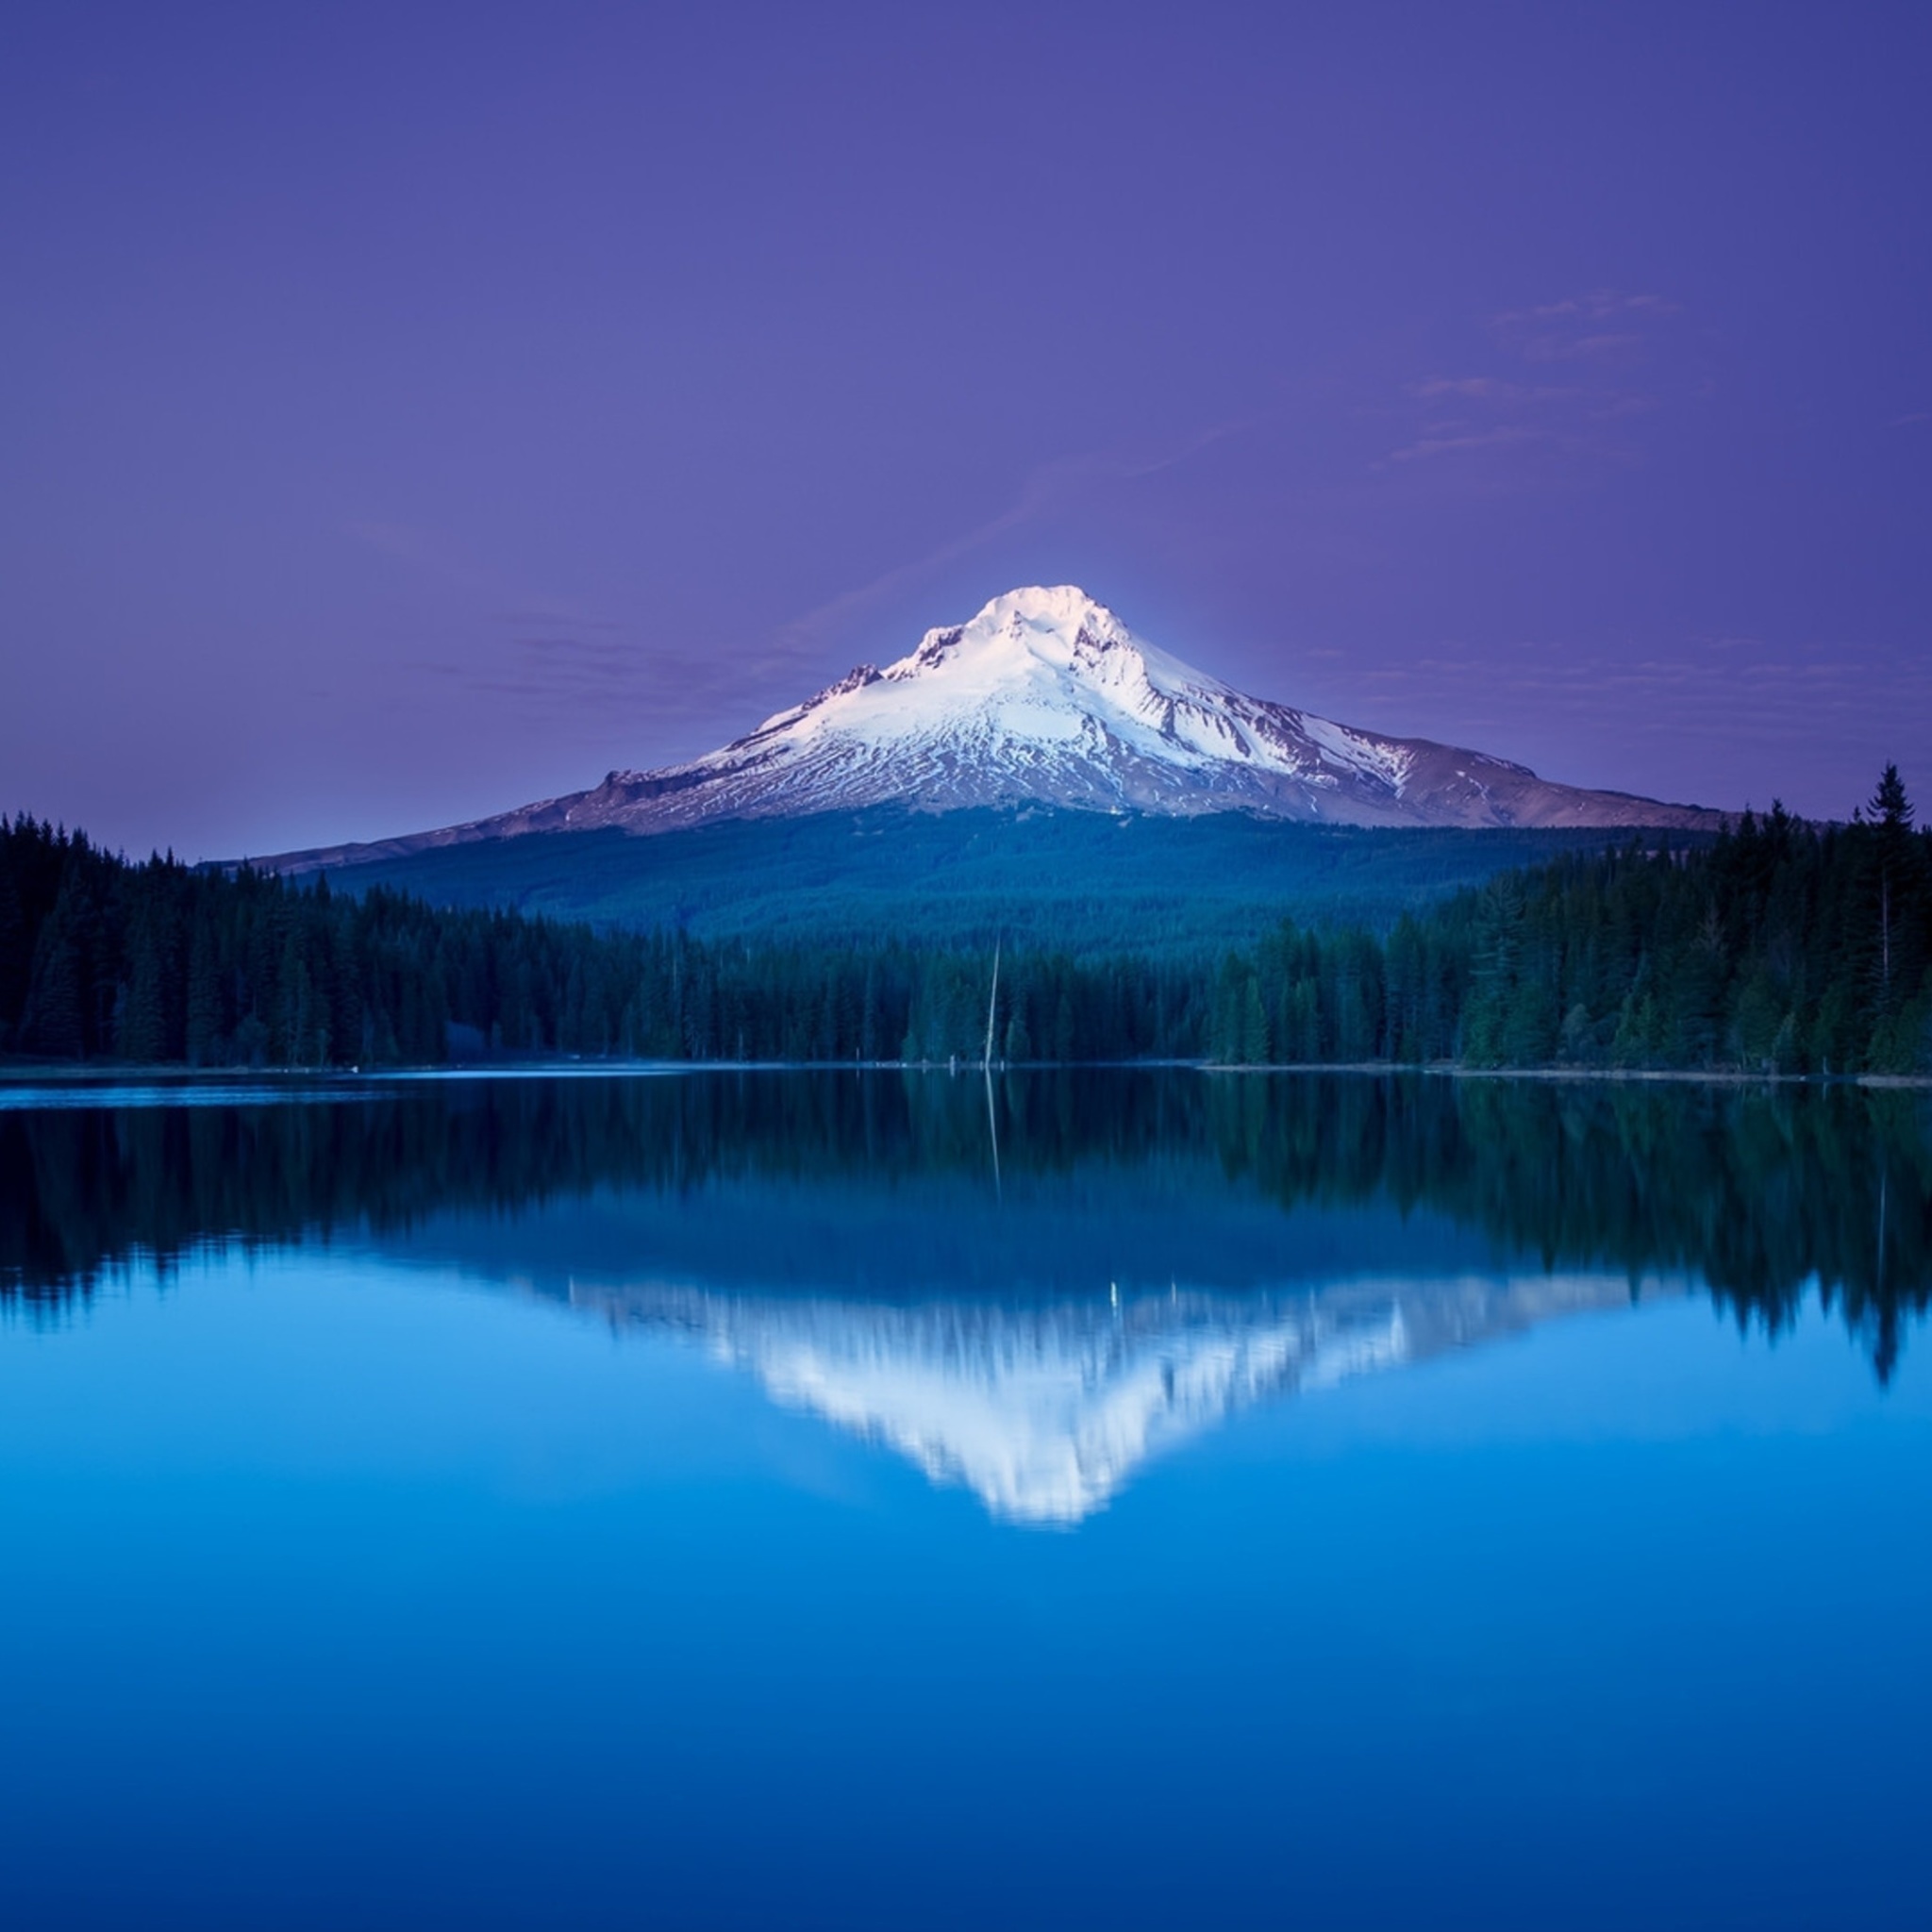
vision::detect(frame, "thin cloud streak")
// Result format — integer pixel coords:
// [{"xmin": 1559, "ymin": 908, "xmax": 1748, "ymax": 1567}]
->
[
  {"xmin": 1347, "ymin": 643, "xmax": 1932, "ymax": 747},
  {"xmin": 771, "ymin": 413, "xmax": 1269, "ymax": 663},
  {"xmin": 1379, "ymin": 289, "xmax": 1683, "ymax": 473}
]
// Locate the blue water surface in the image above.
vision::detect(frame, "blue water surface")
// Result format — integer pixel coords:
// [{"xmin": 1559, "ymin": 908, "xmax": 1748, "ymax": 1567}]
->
[{"xmin": 2, "ymin": 1072, "xmax": 1928, "ymax": 1930}]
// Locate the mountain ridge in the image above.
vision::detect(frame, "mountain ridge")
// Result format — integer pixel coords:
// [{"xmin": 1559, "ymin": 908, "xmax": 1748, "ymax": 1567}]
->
[{"xmin": 268, "ymin": 586, "xmax": 1723, "ymax": 873}]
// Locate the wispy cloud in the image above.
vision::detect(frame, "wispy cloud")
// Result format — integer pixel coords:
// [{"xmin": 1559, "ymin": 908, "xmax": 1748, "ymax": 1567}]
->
[
  {"xmin": 1492, "ymin": 290, "xmax": 1680, "ymax": 363},
  {"xmin": 767, "ymin": 463, "xmax": 1077, "ymax": 661},
  {"xmin": 1387, "ymin": 424, "xmax": 1546, "ymax": 463},
  {"xmin": 349, "ymin": 521, "xmax": 744, "ymax": 740},
  {"xmin": 1506, "ymin": 291, "xmax": 1680, "ymax": 320},
  {"xmin": 1410, "ymin": 376, "xmax": 1575, "ymax": 404},
  {"xmin": 771, "ymin": 412, "xmax": 1267, "ymax": 660},
  {"xmin": 1380, "ymin": 289, "xmax": 1684, "ymax": 475},
  {"xmin": 1347, "ymin": 636, "xmax": 1932, "ymax": 756},
  {"xmin": 409, "ymin": 630, "xmax": 772, "ymax": 735}
]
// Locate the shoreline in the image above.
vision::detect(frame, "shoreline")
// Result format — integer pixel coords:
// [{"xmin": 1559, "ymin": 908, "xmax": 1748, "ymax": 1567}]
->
[
  {"xmin": 1202, "ymin": 1060, "xmax": 1932, "ymax": 1089},
  {"xmin": 3, "ymin": 1058, "xmax": 1930, "ymax": 1091}
]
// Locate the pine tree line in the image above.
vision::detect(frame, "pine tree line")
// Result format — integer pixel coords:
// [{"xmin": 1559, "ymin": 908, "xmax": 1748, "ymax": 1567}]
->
[
  {"xmin": 1207, "ymin": 771, "xmax": 1931, "ymax": 1073},
  {"xmin": 0, "ymin": 818, "xmax": 1215, "ymax": 1066},
  {"xmin": 3, "ymin": 766, "xmax": 1927, "ymax": 1073}
]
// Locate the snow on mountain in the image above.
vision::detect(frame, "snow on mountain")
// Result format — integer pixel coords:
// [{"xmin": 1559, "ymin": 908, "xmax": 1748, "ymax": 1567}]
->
[{"xmin": 275, "ymin": 586, "xmax": 1720, "ymax": 870}]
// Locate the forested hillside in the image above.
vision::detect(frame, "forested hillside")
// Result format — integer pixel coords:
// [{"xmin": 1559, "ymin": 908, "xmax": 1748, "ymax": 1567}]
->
[
  {"xmin": 287, "ymin": 806, "xmax": 1633, "ymax": 954},
  {"xmin": 2, "ymin": 770, "xmax": 1927, "ymax": 1073}
]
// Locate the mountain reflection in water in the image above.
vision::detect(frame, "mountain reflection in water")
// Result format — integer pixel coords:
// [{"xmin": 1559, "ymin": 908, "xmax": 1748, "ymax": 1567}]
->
[
  {"xmin": 4, "ymin": 1069, "xmax": 1928, "ymax": 1518},
  {"xmin": 539, "ymin": 1269, "xmax": 1676, "ymax": 1523}
]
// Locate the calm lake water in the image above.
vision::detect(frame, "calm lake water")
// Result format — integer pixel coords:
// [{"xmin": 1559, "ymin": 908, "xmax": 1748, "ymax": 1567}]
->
[{"xmin": 4, "ymin": 1071, "xmax": 1930, "ymax": 1931}]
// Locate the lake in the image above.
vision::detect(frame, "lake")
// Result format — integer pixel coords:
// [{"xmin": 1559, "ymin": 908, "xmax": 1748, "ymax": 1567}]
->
[{"xmin": 3, "ymin": 1070, "xmax": 1929, "ymax": 1930}]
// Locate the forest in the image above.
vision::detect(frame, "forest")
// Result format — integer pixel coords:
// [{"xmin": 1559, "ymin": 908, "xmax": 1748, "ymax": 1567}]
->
[{"xmin": 1, "ymin": 768, "xmax": 1927, "ymax": 1074}]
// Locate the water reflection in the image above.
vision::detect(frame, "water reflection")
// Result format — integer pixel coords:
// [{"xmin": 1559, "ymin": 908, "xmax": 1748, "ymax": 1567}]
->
[
  {"xmin": 546, "ymin": 1270, "xmax": 1672, "ymax": 1522},
  {"xmin": 3, "ymin": 1070, "xmax": 1928, "ymax": 1515}
]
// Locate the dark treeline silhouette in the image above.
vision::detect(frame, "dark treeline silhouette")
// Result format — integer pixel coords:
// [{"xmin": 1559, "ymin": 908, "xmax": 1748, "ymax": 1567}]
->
[
  {"xmin": 0, "ymin": 815, "xmax": 1201, "ymax": 1065},
  {"xmin": 1208, "ymin": 770, "xmax": 1932, "ymax": 1071},
  {"xmin": 4, "ymin": 1072, "xmax": 1927, "ymax": 1379},
  {"xmin": 3, "ymin": 766, "xmax": 1928, "ymax": 1072}
]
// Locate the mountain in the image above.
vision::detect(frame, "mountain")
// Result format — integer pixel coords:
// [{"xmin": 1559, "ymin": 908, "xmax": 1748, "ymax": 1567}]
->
[{"xmin": 274, "ymin": 586, "xmax": 1720, "ymax": 872}]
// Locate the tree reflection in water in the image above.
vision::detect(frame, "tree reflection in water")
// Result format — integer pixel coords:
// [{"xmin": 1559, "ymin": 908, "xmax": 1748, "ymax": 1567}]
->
[{"xmin": 4, "ymin": 1071, "xmax": 1928, "ymax": 1385}]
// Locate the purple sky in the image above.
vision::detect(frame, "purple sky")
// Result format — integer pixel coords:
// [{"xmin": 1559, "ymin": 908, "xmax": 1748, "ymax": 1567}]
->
[{"xmin": 5, "ymin": 2, "xmax": 1929, "ymax": 858}]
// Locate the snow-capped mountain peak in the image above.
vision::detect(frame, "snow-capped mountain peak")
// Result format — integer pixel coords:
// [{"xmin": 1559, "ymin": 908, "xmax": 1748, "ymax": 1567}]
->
[
  {"xmin": 270, "ymin": 586, "xmax": 1722, "ymax": 870},
  {"xmin": 741, "ymin": 585, "xmax": 1229, "ymax": 771},
  {"xmin": 618, "ymin": 581, "xmax": 1455, "ymax": 824},
  {"xmin": 570, "ymin": 582, "xmax": 1711, "ymax": 831},
  {"xmin": 882, "ymin": 583, "xmax": 1189, "ymax": 690}
]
